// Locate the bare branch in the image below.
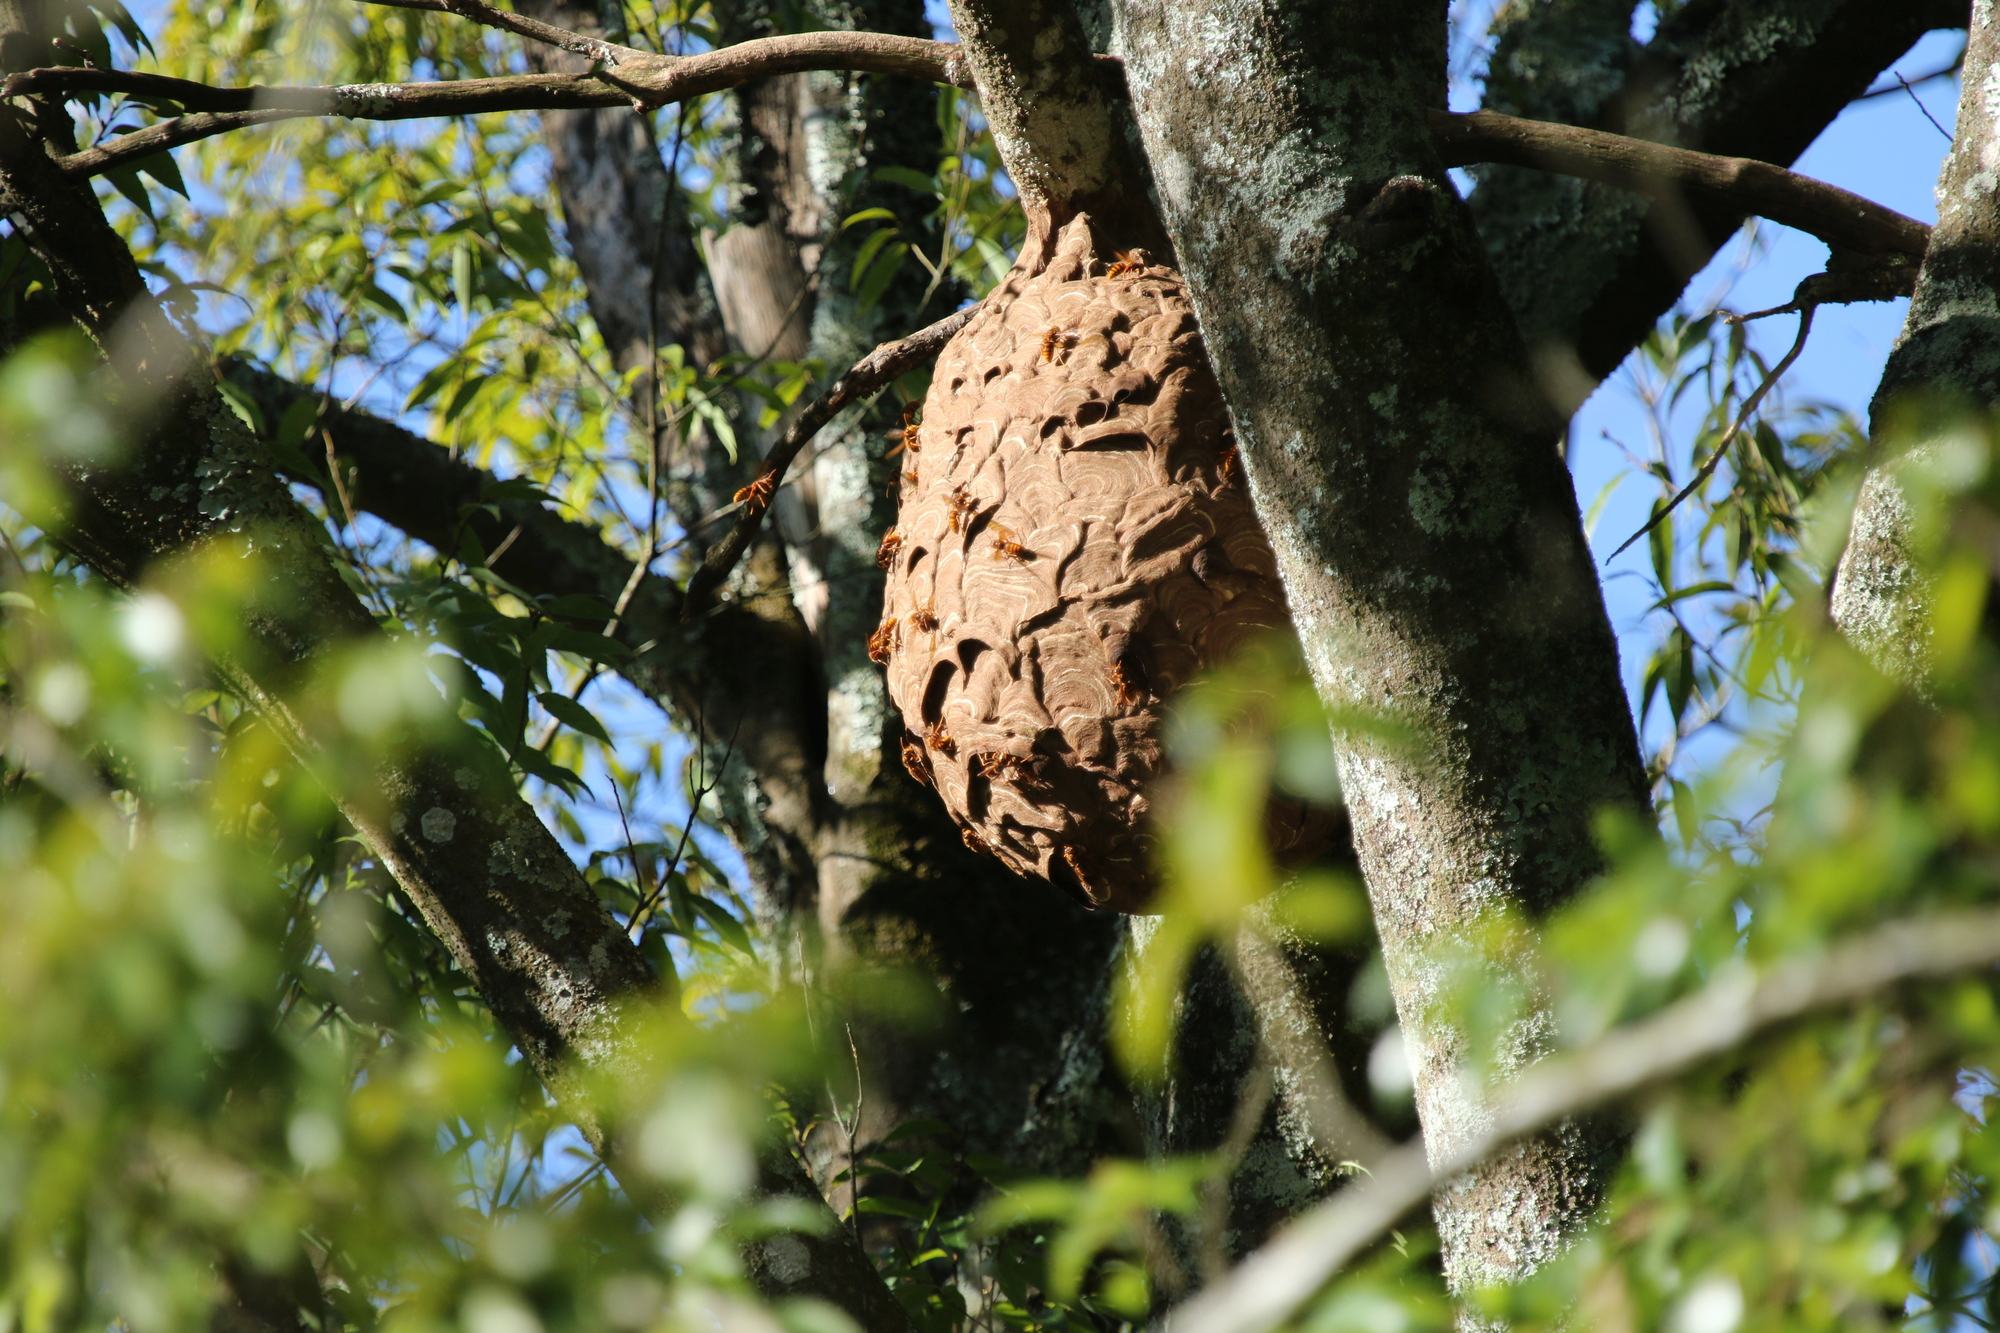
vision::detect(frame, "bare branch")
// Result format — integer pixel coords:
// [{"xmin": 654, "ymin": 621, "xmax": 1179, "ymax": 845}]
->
[
  {"xmin": 2, "ymin": 65, "xmax": 288, "ymax": 111},
  {"xmin": 1724, "ymin": 256, "xmax": 1921, "ymax": 324},
  {"xmin": 681, "ymin": 301, "xmax": 979, "ymax": 616},
  {"xmin": 1465, "ymin": 0, "xmax": 1959, "ymax": 396},
  {"xmin": 1430, "ymin": 109, "xmax": 1931, "ymax": 262},
  {"xmin": 402, "ymin": 0, "xmax": 639, "ymax": 64},
  {"xmin": 1170, "ymin": 906, "xmax": 2000, "ymax": 1333}
]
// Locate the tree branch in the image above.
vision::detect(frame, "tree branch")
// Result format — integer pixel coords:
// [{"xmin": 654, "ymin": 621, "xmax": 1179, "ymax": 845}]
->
[
  {"xmin": 1833, "ymin": 5, "xmax": 2000, "ymax": 688},
  {"xmin": 1604, "ymin": 302, "xmax": 1814, "ymax": 562},
  {"xmin": 1171, "ymin": 906, "xmax": 2000, "ymax": 1333},
  {"xmin": 1467, "ymin": 0, "xmax": 1962, "ymax": 395},
  {"xmin": 1432, "ymin": 109, "xmax": 1929, "ymax": 262},
  {"xmin": 217, "ymin": 360, "xmax": 831, "ymax": 833},
  {"xmin": 12, "ymin": 50, "xmax": 1930, "ymax": 286},
  {"xmin": 941, "ymin": 0, "xmax": 1158, "ymax": 257},
  {"xmin": 681, "ymin": 300, "xmax": 977, "ymax": 616},
  {"xmin": 413, "ymin": 0, "xmax": 639, "ymax": 65},
  {"xmin": 7, "ymin": 30, "xmax": 966, "ymax": 175}
]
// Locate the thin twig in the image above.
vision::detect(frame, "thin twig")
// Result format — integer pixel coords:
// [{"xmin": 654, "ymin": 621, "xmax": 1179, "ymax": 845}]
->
[
  {"xmin": 1859, "ymin": 54, "xmax": 1963, "ymax": 99},
  {"xmin": 1896, "ymin": 70, "xmax": 1955, "ymax": 144},
  {"xmin": 376, "ymin": 0, "xmax": 640, "ymax": 64},
  {"xmin": 628, "ymin": 715, "xmax": 738, "ymax": 936},
  {"xmin": 1606, "ymin": 304, "xmax": 1814, "ymax": 564},
  {"xmin": 627, "ymin": 83, "xmax": 695, "ymax": 631},
  {"xmin": 680, "ymin": 301, "xmax": 978, "ymax": 616},
  {"xmin": 1169, "ymin": 905, "xmax": 2000, "ymax": 1333},
  {"xmin": 839, "ymin": 1024, "xmax": 865, "ymax": 1244},
  {"xmin": 13, "ymin": 31, "xmax": 966, "ymax": 177}
]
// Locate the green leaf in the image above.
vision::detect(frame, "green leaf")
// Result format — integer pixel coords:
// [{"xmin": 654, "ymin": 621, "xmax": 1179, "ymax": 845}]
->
[
  {"xmin": 539, "ymin": 593, "xmax": 617, "ymax": 621},
  {"xmin": 855, "ymin": 241, "xmax": 909, "ymax": 313},
  {"xmin": 854, "ymin": 1196, "xmax": 930, "ymax": 1220},
  {"xmin": 1663, "ymin": 627, "xmax": 1693, "ymax": 724},
  {"xmin": 688, "ymin": 393, "xmax": 738, "ymax": 463},
  {"xmin": 439, "ymin": 372, "xmax": 486, "ymax": 423},
  {"xmin": 1646, "ymin": 581, "xmax": 1736, "ymax": 612},
  {"xmin": 1669, "ymin": 777, "xmax": 1699, "ymax": 847},
  {"xmin": 275, "ymin": 394, "xmax": 321, "ymax": 453},
  {"xmin": 690, "ymin": 896, "xmax": 753, "ymax": 958},
  {"xmin": 453, "ymin": 243, "xmax": 476, "ymax": 314},
  {"xmin": 134, "ymin": 151, "xmax": 188, "ymax": 199},
  {"xmin": 404, "ymin": 359, "xmax": 459, "ymax": 412},
  {"xmin": 358, "ymin": 279, "xmax": 406, "ymax": 322},
  {"xmin": 871, "ymin": 165, "xmax": 937, "ymax": 196},
  {"xmin": 481, "ymin": 476, "xmax": 553, "ymax": 506},
  {"xmin": 536, "ymin": 690, "xmax": 611, "ymax": 744},
  {"xmin": 840, "ymin": 207, "xmax": 898, "ymax": 231},
  {"xmin": 544, "ymin": 625, "xmax": 633, "ymax": 664},
  {"xmin": 214, "ymin": 377, "xmax": 265, "ymax": 436},
  {"xmin": 102, "ymin": 165, "xmax": 156, "ymax": 221},
  {"xmin": 1646, "ymin": 497, "xmax": 1673, "ymax": 586},
  {"xmin": 848, "ymin": 227, "xmax": 899, "ymax": 290},
  {"xmin": 518, "ymin": 746, "xmax": 586, "ymax": 794},
  {"xmin": 92, "ymin": 0, "xmax": 156, "ymax": 55}
]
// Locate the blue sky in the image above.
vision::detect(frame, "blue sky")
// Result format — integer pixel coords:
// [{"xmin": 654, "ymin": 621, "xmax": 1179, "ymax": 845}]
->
[{"xmin": 1572, "ymin": 29, "xmax": 1963, "ymax": 774}]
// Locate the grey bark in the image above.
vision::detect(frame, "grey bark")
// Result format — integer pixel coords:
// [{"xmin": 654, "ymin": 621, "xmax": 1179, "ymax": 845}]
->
[
  {"xmin": 1832, "ymin": 1, "xmax": 2000, "ymax": 683},
  {"xmin": 951, "ymin": 0, "xmax": 1449, "ymax": 1260},
  {"xmin": 1124, "ymin": 918, "xmax": 1394, "ymax": 1275},
  {"xmin": 944, "ymin": 0, "xmax": 1167, "ymax": 258},
  {"xmin": 1473, "ymin": 0, "xmax": 1966, "ymax": 410},
  {"xmin": 1115, "ymin": 0, "xmax": 1650, "ymax": 1295},
  {"xmin": 942, "ymin": 0, "xmax": 1403, "ymax": 1264}
]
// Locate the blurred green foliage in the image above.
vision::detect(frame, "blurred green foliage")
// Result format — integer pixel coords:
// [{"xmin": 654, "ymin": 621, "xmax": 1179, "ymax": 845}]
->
[{"xmin": 6, "ymin": 1, "xmax": 2000, "ymax": 1331}]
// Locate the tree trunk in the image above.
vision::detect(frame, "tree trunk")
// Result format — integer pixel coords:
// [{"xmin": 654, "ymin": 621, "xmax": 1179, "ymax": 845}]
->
[
  {"xmin": 940, "ymin": 0, "xmax": 1412, "ymax": 1264},
  {"xmin": 1832, "ymin": 1, "xmax": 2000, "ymax": 684},
  {"xmin": 1115, "ymin": 0, "xmax": 1651, "ymax": 1295}
]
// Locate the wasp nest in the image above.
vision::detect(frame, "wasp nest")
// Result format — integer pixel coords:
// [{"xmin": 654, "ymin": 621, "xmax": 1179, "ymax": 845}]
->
[{"xmin": 874, "ymin": 217, "xmax": 1316, "ymax": 911}]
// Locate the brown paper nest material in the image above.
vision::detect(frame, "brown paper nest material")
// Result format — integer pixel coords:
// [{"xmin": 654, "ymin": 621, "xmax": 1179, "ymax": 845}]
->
[{"xmin": 875, "ymin": 216, "xmax": 1324, "ymax": 912}]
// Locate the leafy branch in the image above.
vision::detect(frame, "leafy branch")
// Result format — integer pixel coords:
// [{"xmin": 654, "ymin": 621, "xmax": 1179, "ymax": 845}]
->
[{"xmin": 1172, "ymin": 905, "xmax": 2000, "ymax": 1333}]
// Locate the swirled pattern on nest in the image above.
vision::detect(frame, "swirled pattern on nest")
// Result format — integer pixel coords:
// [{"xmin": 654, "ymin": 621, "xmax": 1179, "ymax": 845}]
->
[{"xmin": 875, "ymin": 216, "xmax": 1325, "ymax": 911}]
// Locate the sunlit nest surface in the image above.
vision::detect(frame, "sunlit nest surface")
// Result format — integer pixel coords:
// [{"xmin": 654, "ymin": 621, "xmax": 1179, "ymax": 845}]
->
[{"xmin": 874, "ymin": 216, "xmax": 1329, "ymax": 911}]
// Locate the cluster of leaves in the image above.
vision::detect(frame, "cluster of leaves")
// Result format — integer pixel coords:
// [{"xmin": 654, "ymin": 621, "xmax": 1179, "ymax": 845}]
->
[
  {"xmin": 840, "ymin": 85, "xmax": 1024, "ymax": 316},
  {"xmin": 1603, "ymin": 299, "xmax": 1865, "ymax": 840}
]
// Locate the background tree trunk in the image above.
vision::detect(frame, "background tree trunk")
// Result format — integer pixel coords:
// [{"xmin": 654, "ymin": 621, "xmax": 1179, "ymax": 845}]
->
[{"xmin": 516, "ymin": 0, "xmax": 1134, "ymax": 1201}]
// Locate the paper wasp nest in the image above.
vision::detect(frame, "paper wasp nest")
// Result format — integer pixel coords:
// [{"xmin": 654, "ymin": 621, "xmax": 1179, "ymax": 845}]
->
[{"xmin": 872, "ymin": 217, "xmax": 1316, "ymax": 912}]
